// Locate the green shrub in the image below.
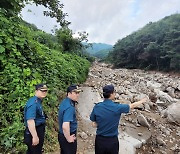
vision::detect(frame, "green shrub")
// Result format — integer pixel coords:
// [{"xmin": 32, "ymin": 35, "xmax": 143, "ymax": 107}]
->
[{"xmin": 0, "ymin": 11, "xmax": 90, "ymax": 153}]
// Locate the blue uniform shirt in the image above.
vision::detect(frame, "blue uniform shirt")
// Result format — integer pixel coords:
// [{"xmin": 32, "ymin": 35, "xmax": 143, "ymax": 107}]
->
[
  {"xmin": 58, "ymin": 97, "xmax": 77, "ymax": 134},
  {"xmin": 24, "ymin": 96, "xmax": 45, "ymax": 127},
  {"xmin": 90, "ymin": 99, "xmax": 130, "ymax": 137}
]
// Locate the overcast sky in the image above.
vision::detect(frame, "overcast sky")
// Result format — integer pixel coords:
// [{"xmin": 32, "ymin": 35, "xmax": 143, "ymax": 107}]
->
[{"xmin": 21, "ymin": 0, "xmax": 180, "ymax": 45}]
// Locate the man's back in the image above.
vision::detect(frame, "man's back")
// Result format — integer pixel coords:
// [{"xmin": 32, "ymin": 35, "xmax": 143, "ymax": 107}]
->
[{"xmin": 90, "ymin": 99, "xmax": 129, "ymax": 137}]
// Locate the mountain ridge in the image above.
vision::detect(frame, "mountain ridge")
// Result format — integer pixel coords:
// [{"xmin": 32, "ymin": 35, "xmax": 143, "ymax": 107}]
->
[{"xmin": 84, "ymin": 42, "xmax": 113, "ymax": 56}]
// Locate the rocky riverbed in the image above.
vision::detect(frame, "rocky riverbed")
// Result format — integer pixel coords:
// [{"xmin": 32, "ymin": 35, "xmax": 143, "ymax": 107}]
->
[{"xmin": 52, "ymin": 61, "xmax": 180, "ymax": 154}]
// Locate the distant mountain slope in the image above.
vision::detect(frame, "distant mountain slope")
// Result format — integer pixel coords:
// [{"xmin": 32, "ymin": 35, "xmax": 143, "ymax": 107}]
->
[
  {"xmin": 108, "ymin": 13, "xmax": 180, "ymax": 71},
  {"xmin": 94, "ymin": 48, "xmax": 113, "ymax": 59},
  {"xmin": 85, "ymin": 43, "xmax": 113, "ymax": 55}
]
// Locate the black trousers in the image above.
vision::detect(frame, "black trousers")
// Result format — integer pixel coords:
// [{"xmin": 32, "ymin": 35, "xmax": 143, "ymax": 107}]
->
[
  {"xmin": 95, "ymin": 135, "xmax": 119, "ymax": 154},
  {"xmin": 24, "ymin": 124, "xmax": 45, "ymax": 154},
  {"xmin": 58, "ymin": 132, "xmax": 77, "ymax": 154}
]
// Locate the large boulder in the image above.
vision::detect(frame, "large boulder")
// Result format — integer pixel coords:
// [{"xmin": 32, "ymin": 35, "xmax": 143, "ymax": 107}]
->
[
  {"xmin": 137, "ymin": 114, "xmax": 150, "ymax": 128},
  {"xmin": 147, "ymin": 81, "xmax": 162, "ymax": 91},
  {"xmin": 164, "ymin": 103, "xmax": 180, "ymax": 125},
  {"xmin": 154, "ymin": 89, "xmax": 175, "ymax": 106},
  {"xmin": 166, "ymin": 87, "xmax": 175, "ymax": 98}
]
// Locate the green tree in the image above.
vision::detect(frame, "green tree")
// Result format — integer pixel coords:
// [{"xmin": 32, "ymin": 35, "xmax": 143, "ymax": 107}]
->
[
  {"xmin": 139, "ymin": 42, "xmax": 161, "ymax": 70},
  {"xmin": 108, "ymin": 13, "xmax": 180, "ymax": 72},
  {"xmin": 55, "ymin": 27, "xmax": 89, "ymax": 54},
  {"xmin": 0, "ymin": 0, "xmax": 25, "ymax": 15},
  {"xmin": 0, "ymin": 0, "xmax": 69, "ymax": 27}
]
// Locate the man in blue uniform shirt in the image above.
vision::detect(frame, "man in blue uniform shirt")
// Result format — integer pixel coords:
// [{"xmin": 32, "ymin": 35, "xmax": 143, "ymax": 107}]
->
[
  {"xmin": 24, "ymin": 84, "xmax": 48, "ymax": 154},
  {"xmin": 58, "ymin": 84, "xmax": 81, "ymax": 154},
  {"xmin": 90, "ymin": 84, "xmax": 147, "ymax": 154}
]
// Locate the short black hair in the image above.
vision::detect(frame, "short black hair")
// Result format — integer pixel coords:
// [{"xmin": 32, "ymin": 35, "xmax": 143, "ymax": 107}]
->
[
  {"xmin": 103, "ymin": 84, "xmax": 114, "ymax": 98},
  {"xmin": 103, "ymin": 92, "xmax": 112, "ymax": 98}
]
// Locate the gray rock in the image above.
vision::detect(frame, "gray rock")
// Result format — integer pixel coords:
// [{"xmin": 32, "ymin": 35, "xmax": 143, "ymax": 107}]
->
[
  {"xmin": 138, "ymin": 133, "xmax": 143, "ymax": 136},
  {"xmin": 166, "ymin": 103, "xmax": 180, "ymax": 124},
  {"xmin": 79, "ymin": 132, "xmax": 88, "ymax": 140},
  {"xmin": 147, "ymin": 81, "xmax": 162, "ymax": 91},
  {"xmin": 148, "ymin": 101, "xmax": 155, "ymax": 108},
  {"xmin": 134, "ymin": 94, "xmax": 149, "ymax": 101},
  {"xmin": 170, "ymin": 144, "xmax": 179, "ymax": 151},
  {"xmin": 154, "ymin": 89, "xmax": 175, "ymax": 106},
  {"xmin": 137, "ymin": 114, "xmax": 150, "ymax": 128},
  {"xmin": 159, "ymin": 150, "xmax": 167, "ymax": 154},
  {"xmin": 148, "ymin": 92, "xmax": 157, "ymax": 103},
  {"xmin": 144, "ymin": 103, "xmax": 151, "ymax": 111},
  {"xmin": 177, "ymin": 130, "xmax": 180, "ymax": 137},
  {"xmin": 129, "ymin": 88, "xmax": 137, "ymax": 93},
  {"xmin": 116, "ymin": 86, "xmax": 125, "ymax": 94},
  {"xmin": 115, "ymin": 93, "xmax": 120, "ymax": 99},
  {"xmin": 156, "ymin": 137, "xmax": 166, "ymax": 146},
  {"xmin": 178, "ymin": 84, "xmax": 180, "ymax": 91},
  {"xmin": 156, "ymin": 99, "xmax": 167, "ymax": 107},
  {"xmin": 135, "ymin": 103, "xmax": 144, "ymax": 110},
  {"xmin": 166, "ymin": 87, "xmax": 175, "ymax": 98},
  {"xmin": 161, "ymin": 109, "xmax": 168, "ymax": 118},
  {"xmin": 165, "ymin": 130, "xmax": 170, "ymax": 136}
]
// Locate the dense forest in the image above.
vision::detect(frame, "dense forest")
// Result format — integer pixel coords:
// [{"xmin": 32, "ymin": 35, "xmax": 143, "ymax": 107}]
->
[
  {"xmin": 0, "ymin": 0, "xmax": 92, "ymax": 152},
  {"xmin": 107, "ymin": 14, "xmax": 180, "ymax": 71}
]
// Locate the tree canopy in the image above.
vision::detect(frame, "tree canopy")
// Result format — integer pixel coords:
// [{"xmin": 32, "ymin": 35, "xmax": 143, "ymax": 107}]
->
[
  {"xmin": 0, "ymin": 0, "xmax": 69, "ymax": 27},
  {"xmin": 108, "ymin": 14, "xmax": 180, "ymax": 72}
]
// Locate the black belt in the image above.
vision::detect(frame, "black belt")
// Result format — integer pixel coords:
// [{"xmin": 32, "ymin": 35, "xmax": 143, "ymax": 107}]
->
[
  {"xmin": 96, "ymin": 135, "xmax": 117, "ymax": 138},
  {"xmin": 36, "ymin": 123, "xmax": 45, "ymax": 127},
  {"xmin": 59, "ymin": 131, "xmax": 76, "ymax": 135}
]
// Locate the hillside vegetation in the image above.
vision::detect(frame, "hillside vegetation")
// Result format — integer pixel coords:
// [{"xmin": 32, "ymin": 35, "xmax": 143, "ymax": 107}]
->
[
  {"xmin": 0, "ymin": 7, "xmax": 90, "ymax": 153},
  {"xmin": 86, "ymin": 43, "xmax": 112, "ymax": 56},
  {"xmin": 108, "ymin": 14, "xmax": 180, "ymax": 71},
  {"xmin": 94, "ymin": 48, "xmax": 113, "ymax": 59}
]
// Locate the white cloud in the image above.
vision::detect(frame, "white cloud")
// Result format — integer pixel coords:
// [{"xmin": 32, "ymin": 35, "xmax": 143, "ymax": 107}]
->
[
  {"xmin": 21, "ymin": 0, "xmax": 180, "ymax": 45},
  {"xmin": 21, "ymin": 4, "xmax": 59, "ymax": 33}
]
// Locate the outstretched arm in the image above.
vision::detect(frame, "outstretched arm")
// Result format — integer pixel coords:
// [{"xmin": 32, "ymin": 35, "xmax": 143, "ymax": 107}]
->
[{"xmin": 130, "ymin": 98, "xmax": 147, "ymax": 109}]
